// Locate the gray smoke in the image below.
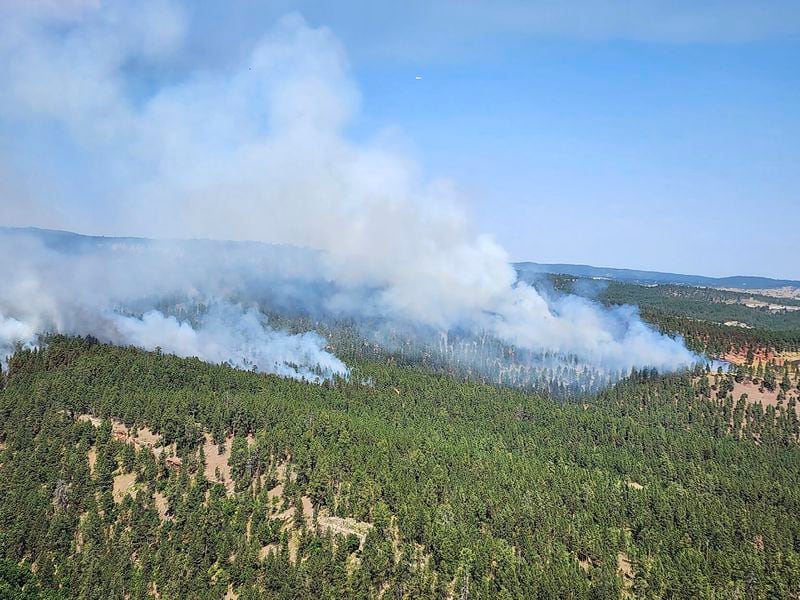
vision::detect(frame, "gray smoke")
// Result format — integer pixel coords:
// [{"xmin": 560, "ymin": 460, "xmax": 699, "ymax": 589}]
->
[
  {"xmin": 0, "ymin": 231, "xmax": 347, "ymax": 380},
  {"xmin": 108, "ymin": 304, "xmax": 345, "ymax": 382},
  {"xmin": 0, "ymin": 1, "xmax": 697, "ymax": 383}
]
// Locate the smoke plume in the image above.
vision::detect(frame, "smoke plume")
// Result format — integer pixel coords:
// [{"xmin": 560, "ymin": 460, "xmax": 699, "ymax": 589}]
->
[
  {"xmin": 0, "ymin": 231, "xmax": 347, "ymax": 380},
  {"xmin": 0, "ymin": 1, "xmax": 697, "ymax": 385}
]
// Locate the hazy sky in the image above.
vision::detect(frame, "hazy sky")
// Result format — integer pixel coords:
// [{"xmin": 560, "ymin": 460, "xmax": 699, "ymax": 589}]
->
[{"xmin": 2, "ymin": 1, "xmax": 799, "ymax": 279}]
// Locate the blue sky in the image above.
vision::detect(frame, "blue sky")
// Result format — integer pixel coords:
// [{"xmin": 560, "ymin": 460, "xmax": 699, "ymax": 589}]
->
[
  {"xmin": 331, "ymin": 8, "xmax": 800, "ymax": 278},
  {"xmin": 2, "ymin": 1, "xmax": 799, "ymax": 279},
  {"xmin": 266, "ymin": 1, "xmax": 800, "ymax": 278},
  {"xmin": 352, "ymin": 39, "xmax": 800, "ymax": 277}
]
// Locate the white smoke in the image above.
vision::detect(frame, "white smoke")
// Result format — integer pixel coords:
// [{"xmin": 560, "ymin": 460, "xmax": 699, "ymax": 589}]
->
[
  {"xmin": 108, "ymin": 304, "xmax": 346, "ymax": 382},
  {"xmin": 0, "ymin": 232, "xmax": 347, "ymax": 380},
  {"xmin": 0, "ymin": 1, "xmax": 697, "ymax": 380}
]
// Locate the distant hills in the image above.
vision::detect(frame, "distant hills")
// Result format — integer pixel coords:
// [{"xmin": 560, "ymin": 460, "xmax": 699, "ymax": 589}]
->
[
  {"xmin": 4, "ymin": 226, "xmax": 798, "ymax": 289},
  {"xmin": 0, "ymin": 226, "xmax": 317, "ymax": 261},
  {"xmin": 515, "ymin": 262, "xmax": 800, "ymax": 289},
  {"xmin": 0, "ymin": 226, "xmax": 150, "ymax": 253}
]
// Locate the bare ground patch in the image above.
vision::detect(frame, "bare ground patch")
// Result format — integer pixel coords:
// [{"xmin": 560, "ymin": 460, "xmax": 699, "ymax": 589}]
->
[
  {"xmin": 202, "ymin": 432, "xmax": 234, "ymax": 493},
  {"xmin": 77, "ymin": 414, "xmax": 170, "ymax": 456},
  {"xmin": 731, "ymin": 380, "xmax": 799, "ymax": 412},
  {"xmin": 154, "ymin": 490, "xmax": 169, "ymax": 520},
  {"xmin": 268, "ymin": 483, "xmax": 283, "ymax": 503},
  {"xmin": 274, "ymin": 459, "xmax": 292, "ymax": 483},
  {"xmin": 576, "ymin": 553, "xmax": 592, "ymax": 573},
  {"xmin": 259, "ymin": 543, "xmax": 280, "ymax": 560},
  {"xmin": 700, "ymin": 376, "xmax": 799, "ymax": 412},
  {"xmin": 133, "ymin": 426, "xmax": 161, "ymax": 450},
  {"xmin": 317, "ymin": 508, "xmax": 372, "ymax": 547},
  {"xmin": 77, "ymin": 414, "xmax": 102, "ymax": 427},
  {"xmin": 112, "ymin": 472, "xmax": 136, "ymax": 502},
  {"xmin": 723, "ymin": 350, "xmax": 800, "ymax": 367},
  {"xmin": 87, "ymin": 447, "xmax": 97, "ymax": 474},
  {"xmin": 301, "ymin": 495, "xmax": 314, "ymax": 525},
  {"xmin": 722, "ymin": 286, "xmax": 800, "ymax": 300},
  {"xmin": 617, "ymin": 551, "xmax": 634, "ymax": 596}
]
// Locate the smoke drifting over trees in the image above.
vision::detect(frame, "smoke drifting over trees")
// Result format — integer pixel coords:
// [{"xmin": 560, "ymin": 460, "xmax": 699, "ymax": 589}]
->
[
  {"xmin": 0, "ymin": 1, "xmax": 696, "ymax": 384},
  {"xmin": 0, "ymin": 231, "xmax": 348, "ymax": 380}
]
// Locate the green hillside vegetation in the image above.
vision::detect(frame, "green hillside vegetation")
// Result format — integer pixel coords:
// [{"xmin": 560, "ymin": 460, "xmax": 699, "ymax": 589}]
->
[
  {"xmin": 1, "ymin": 337, "xmax": 799, "ymax": 599},
  {"xmin": 637, "ymin": 311, "xmax": 800, "ymax": 356},
  {"xmin": 546, "ymin": 277, "xmax": 800, "ymax": 355},
  {"xmin": 601, "ymin": 283, "xmax": 800, "ymax": 331},
  {"xmin": 515, "ymin": 261, "xmax": 800, "ymax": 289},
  {"xmin": 601, "ymin": 283, "xmax": 800, "ymax": 356}
]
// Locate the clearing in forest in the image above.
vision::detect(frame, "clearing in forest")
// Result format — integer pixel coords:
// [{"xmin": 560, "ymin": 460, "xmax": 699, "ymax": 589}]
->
[
  {"xmin": 112, "ymin": 472, "xmax": 136, "ymax": 502},
  {"xmin": 202, "ymin": 432, "xmax": 234, "ymax": 492},
  {"xmin": 617, "ymin": 551, "xmax": 634, "ymax": 595}
]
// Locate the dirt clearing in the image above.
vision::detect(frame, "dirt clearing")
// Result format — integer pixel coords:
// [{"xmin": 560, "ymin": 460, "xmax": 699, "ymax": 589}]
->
[
  {"xmin": 154, "ymin": 491, "xmax": 169, "ymax": 520},
  {"xmin": 87, "ymin": 447, "xmax": 97, "ymax": 474},
  {"xmin": 731, "ymin": 380, "xmax": 799, "ymax": 412},
  {"xmin": 317, "ymin": 508, "xmax": 372, "ymax": 546},
  {"xmin": 617, "ymin": 552, "xmax": 634, "ymax": 596},
  {"xmin": 113, "ymin": 472, "xmax": 136, "ymax": 502},
  {"xmin": 202, "ymin": 432, "xmax": 234, "ymax": 493}
]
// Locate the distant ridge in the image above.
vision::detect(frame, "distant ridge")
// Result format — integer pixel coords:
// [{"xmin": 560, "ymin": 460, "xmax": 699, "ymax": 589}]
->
[
  {"xmin": 0, "ymin": 226, "xmax": 150, "ymax": 252},
  {"xmin": 514, "ymin": 262, "xmax": 800, "ymax": 289},
  {"xmin": 0, "ymin": 226, "xmax": 314, "ymax": 256},
  {"xmin": 3, "ymin": 227, "xmax": 797, "ymax": 289}
]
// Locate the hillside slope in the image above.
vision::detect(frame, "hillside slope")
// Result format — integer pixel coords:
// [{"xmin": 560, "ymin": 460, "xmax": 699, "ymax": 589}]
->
[
  {"xmin": 515, "ymin": 261, "xmax": 800, "ymax": 289},
  {"xmin": 1, "ymin": 338, "xmax": 798, "ymax": 598}
]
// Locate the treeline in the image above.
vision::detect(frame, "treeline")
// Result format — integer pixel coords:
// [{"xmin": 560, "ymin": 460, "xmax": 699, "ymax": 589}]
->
[
  {"xmin": 640, "ymin": 310, "xmax": 800, "ymax": 355},
  {"xmin": 1, "ymin": 337, "xmax": 799, "ymax": 598},
  {"xmin": 0, "ymin": 559, "xmax": 65, "ymax": 599},
  {"xmin": 601, "ymin": 282, "xmax": 800, "ymax": 333},
  {"xmin": 545, "ymin": 276, "xmax": 800, "ymax": 355},
  {"xmin": 594, "ymin": 365, "xmax": 799, "ymax": 445},
  {"xmin": 611, "ymin": 283, "xmax": 800, "ymax": 308}
]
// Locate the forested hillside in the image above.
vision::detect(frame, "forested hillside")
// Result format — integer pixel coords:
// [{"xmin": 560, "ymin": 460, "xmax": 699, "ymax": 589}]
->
[
  {"xmin": 1, "ymin": 337, "xmax": 799, "ymax": 598},
  {"xmin": 546, "ymin": 276, "xmax": 800, "ymax": 357},
  {"xmin": 515, "ymin": 262, "xmax": 800, "ymax": 289},
  {"xmin": 601, "ymin": 283, "xmax": 800, "ymax": 332},
  {"xmin": 613, "ymin": 285, "xmax": 800, "ymax": 358}
]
